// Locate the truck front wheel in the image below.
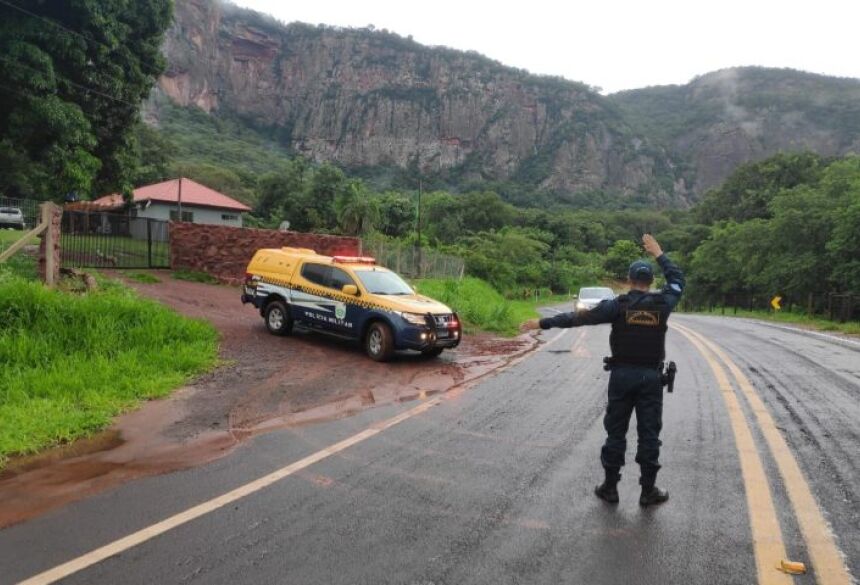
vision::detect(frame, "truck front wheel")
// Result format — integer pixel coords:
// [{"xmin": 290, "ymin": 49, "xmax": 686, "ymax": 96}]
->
[{"xmin": 365, "ymin": 322, "xmax": 394, "ymax": 361}]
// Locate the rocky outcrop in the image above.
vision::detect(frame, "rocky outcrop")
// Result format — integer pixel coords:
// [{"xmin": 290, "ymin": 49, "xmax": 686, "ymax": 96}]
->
[
  {"xmin": 611, "ymin": 67, "xmax": 860, "ymax": 192},
  {"xmin": 152, "ymin": 0, "xmax": 683, "ymax": 204}
]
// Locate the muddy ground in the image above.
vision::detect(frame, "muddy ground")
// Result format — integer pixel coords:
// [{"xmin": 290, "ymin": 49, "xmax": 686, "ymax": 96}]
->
[{"xmin": 0, "ymin": 272, "xmax": 537, "ymax": 527}]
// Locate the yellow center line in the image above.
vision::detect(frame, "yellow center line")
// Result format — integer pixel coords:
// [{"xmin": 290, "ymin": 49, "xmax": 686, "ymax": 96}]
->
[
  {"xmin": 672, "ymin": 325, "xmax": 792, "ymax": 585},
  {"xmin": 675, "ymin": 323, "xmax": 853, "ymax": 585},
  {"xmin": 16, "ymin": 396, "xmax": 445, "ymax": 585}
]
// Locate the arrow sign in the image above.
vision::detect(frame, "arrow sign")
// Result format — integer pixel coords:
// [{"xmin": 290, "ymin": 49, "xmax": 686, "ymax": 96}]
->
[{"xmin": 771, "ymin": 295, "xmax": 782, "ymax": 310}]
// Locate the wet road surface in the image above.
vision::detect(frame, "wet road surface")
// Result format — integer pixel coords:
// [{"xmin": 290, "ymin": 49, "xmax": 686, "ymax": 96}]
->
[{"xmin": 0, "ymin": 311, "xmax": 857, "ymax": 584}]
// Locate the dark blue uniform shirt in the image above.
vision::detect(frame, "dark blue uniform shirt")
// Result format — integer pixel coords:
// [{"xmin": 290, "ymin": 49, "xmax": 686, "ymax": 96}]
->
[{"xmin": 539, "ymin": 254, "xmax": 685, "ymax": 329}]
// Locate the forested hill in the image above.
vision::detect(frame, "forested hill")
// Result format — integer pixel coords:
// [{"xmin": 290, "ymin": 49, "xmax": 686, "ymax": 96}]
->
[
  {"xmin": 150, "ymin": 0, "xmax": 860, "ymax": 208},
  {"xmin": 610, "ymin": 67, "xmax": 860, "ymax": 193}
]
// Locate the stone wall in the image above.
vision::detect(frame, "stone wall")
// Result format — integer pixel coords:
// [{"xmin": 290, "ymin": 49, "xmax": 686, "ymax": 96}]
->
[
  {"xmin": 38, "ymin": 203, "xmax": 62, "ymax": 285},
  {"xmin": 169, "ymin": 222, "xmax": 361, "ymax": 284}
]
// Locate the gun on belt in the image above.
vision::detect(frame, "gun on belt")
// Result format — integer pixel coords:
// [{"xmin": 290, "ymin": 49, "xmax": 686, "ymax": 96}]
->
[
  {"xmin": 602, "ymin": 357, "xmax": 677, "ymax": 393},
  {"xmin": 661, "ymin": 361, "xmax": 677, "ymax": 393}
]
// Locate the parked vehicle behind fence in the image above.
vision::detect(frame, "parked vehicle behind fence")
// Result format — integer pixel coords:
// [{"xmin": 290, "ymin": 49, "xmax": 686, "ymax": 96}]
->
[{"xmin": 0, "ymin": 207, "xmax": 25, "ymax": 230}]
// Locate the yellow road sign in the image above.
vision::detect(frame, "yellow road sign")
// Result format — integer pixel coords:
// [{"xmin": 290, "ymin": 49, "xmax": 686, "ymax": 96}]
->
[{"xmin": 771, "ymin": 296, "xmax": 782, "ymax": 310}]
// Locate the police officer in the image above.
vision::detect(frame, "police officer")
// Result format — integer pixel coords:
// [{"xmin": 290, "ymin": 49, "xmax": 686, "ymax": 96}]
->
[{"xmin": 524, "ymin": 234, "xmax": 684, "ymax": 506}]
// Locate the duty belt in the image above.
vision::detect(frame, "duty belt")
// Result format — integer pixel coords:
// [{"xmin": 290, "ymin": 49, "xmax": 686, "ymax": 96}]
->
[
  {"xmin": 602, "ymin": 357, "xmax": 662, "ymax": 370},
  {"xmin": 603, "ymin": 357, "xmax": 678, "ymax": 393}
]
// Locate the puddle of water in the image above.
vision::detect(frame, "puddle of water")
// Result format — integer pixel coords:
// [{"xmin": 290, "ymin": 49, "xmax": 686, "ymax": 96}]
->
[{"xmin": 0, "ymin": 332, "xmax": 540, "ymax": 528}]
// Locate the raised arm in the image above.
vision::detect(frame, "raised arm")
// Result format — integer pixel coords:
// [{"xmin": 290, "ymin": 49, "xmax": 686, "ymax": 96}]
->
[{"xmin": 643, "ymin": 234, "xmax": 685, "ymax": 310}]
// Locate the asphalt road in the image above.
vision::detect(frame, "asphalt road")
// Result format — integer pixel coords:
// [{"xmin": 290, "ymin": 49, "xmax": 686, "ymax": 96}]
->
[{"xmin": 1, "ymin": 312, "xmax": 857, "ymax": 585}]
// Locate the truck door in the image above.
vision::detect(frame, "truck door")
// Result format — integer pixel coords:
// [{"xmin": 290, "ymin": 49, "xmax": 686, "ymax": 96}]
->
[
  {"xmin": 294, "ymin": 262, "xmax": 334, "ymax": 329},
  {"xmin": 326, "ymin": 266, "xmax": 359, "ymax": 337}
]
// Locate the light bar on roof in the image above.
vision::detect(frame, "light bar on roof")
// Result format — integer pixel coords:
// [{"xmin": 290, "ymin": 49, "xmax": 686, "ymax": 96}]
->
[{"xmin": 332, "ymin": 256, "xmax": 376, "ymax": 264}]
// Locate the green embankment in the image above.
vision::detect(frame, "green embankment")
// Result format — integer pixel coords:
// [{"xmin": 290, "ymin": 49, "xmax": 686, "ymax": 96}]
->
[
  {"xmin": 0, "ymin": 274, "xmax": 218, "ymax": 467},
  {"xmin": 415, "ymin": 277, "xmax": 568, "ymax": 336}
]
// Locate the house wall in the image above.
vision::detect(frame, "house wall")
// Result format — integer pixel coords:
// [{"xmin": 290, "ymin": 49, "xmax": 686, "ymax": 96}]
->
[
  {"xmin": 138, "ymin": 203, "xmax": 243, "ymax": 227},
  {"xmin": 170, "ymin": 222, "xmax": 361, "ymax": 284}
]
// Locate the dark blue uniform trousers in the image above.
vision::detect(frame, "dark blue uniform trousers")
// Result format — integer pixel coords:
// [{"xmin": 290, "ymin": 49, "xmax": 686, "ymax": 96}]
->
[{"xmin": 600, "ymin": 366, "xmax": 663, "ymax": 486}]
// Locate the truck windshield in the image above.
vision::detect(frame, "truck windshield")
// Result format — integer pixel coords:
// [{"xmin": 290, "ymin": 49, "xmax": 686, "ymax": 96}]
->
[{"xmin": 355, "ymin": 270, "xmax": 414, "ymax": 295}]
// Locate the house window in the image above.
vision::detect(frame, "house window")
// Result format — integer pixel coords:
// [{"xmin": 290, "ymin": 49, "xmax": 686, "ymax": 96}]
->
[
  {"xmin": 169, "ymin": 210, "xmax": 194, "ymax": 222},
  {"xmin": 221, "ymin": 213, "xmax": 238, "ymax": 221}
]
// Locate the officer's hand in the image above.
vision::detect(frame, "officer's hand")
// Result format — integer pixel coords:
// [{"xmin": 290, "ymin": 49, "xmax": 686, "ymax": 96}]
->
[
  {"xmin": 520, "ymin": 319, "xmax": 541, "ymax": 332},
  {"xmin": 642, "ymin": 233, "xmax": 663, "ymax": 257}
]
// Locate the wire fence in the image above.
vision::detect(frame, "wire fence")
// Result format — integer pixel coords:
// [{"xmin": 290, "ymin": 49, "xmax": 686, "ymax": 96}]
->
[
  {"xmin": 0, "ymin": 197, "xmax": 40, "ymax": 254},
  {"xmin": 362, "ymin": 240, "xmax": 465, "ymax": 280},
  {"xmin": 61, "ymin": 211, "xmax": 170, "ymax": 269},
  {"xmin": 681, "ymin": 291, "xmax": 859, "ymax": 323}
]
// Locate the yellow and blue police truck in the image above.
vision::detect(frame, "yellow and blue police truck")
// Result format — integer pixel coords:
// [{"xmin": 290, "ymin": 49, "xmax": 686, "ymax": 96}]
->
[{"xmin": 241, "ymin": 247, "xmax": 462, "ymax": 361}]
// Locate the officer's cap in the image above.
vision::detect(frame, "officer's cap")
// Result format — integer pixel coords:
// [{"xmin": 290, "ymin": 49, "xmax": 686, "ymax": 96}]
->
[{"xmin": 628, "ymin": 260, "xmax": 654, "ymax": 283}]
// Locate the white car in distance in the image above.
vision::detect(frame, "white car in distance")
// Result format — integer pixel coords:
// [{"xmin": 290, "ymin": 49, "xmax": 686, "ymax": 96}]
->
[{"xmin": 575, "ymin": 287, "xmax": 616, "ymax": 312}]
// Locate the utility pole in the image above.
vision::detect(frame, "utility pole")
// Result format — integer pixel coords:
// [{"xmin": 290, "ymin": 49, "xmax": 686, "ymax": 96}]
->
[
  {"xmin": 177, "ymin": 177, "xmax": 183, "ymax": 222},
  {"xmin": 416, "ymin": 178, "xmax": 422, "ymax": 277}
]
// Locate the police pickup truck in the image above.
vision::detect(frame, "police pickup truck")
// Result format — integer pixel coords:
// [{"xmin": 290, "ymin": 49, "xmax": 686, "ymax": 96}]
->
[{"xmin": 241, "ymin": 247, "xmax": 462, "ymax": 361}]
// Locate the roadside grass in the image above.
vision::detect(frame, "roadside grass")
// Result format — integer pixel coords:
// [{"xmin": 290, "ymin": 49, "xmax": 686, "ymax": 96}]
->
[
  {"xmin": 415, "ymin": 277, "xmax": 570, "ymax": 336},
  {"xmin": 0, "ymin": 231, "xmax": 38, "ymax": 281},
  {"xmin": 125, "ymin": 271, "xmax": 162, "ymax": 284},
  {"xmin": 172, "ymin": 269, "xmax": 219, "ymax": 284},
  {"xmin": 0, "ymin": 274, "xmax": 219, "ymax": 467},
  {"xmin": 691, "ymin": 307, "xmax": 860, "ymax": 336},
  {"xmin": 0, "ymin": 228, "xmax": 38, "ymax": 248}
]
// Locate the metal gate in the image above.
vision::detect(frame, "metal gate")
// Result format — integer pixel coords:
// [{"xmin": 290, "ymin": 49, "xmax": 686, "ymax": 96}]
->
[{"xmin": 61, "ymin": 211, "xmax": 170, "ymax": 269}]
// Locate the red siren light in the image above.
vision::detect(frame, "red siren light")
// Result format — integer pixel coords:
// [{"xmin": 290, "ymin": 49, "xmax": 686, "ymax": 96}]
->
[{"xmin": 332, "ymin": 255, "xmax": 376, "ymax": 264}]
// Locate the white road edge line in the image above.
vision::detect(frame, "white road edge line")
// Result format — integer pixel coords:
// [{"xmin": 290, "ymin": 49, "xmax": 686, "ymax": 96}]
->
[
  {"xmin": 22, "ymin": 326, "xmax": 570, "ymax": 584},
  {"xmin": 16, "ymin": 396, "xmax": 446, "ymax": 585}
]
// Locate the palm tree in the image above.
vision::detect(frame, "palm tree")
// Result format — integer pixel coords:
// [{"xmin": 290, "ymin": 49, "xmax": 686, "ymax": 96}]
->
[{"xmin": 335, "ymin": 181, "xmax": 380, "ymax": 236}]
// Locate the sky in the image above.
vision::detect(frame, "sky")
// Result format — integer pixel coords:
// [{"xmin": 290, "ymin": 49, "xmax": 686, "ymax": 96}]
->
[{"xmin": 231, "ymin": 0, "xmax": 859, "ymax": 94}]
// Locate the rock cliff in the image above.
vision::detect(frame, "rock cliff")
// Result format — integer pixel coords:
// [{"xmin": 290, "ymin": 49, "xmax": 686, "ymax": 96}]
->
[
  {"xmin": 152, "ymin": 0, "xmax": 860, "ymax": 205},
  {"xmin": 153, "ymin": 0, "xmax": 681, "ymax": 205}
]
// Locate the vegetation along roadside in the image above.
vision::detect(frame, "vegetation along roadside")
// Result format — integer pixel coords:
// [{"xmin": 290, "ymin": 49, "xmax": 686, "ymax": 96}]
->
[{"xmin": 0, "ymin": 272, "xmax": 218, "ymax": 468}]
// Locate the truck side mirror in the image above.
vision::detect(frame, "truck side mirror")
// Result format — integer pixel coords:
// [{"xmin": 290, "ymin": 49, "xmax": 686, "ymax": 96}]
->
[{"xmin": 342, "ymin": 284, "xmax": 359, "ymax": 296}]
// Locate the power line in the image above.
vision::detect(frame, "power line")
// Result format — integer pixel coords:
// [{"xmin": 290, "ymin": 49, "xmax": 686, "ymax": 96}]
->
[
  {"xmin": 0, "ymin": 0, "xmax": 165, "ymax": 78},
  {"xmin": 0, "ymin": 55, "xmax": 141, "ymax": 107}
]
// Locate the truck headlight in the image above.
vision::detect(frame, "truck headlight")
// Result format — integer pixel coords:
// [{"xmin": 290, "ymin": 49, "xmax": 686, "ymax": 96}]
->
[
  {"xmin": 399, "ymin": 312, "xmax": 428, "ymax": 326},
  {"xmin": 575, "ymin": 301, "xmax": 586, "ymax": 311}
]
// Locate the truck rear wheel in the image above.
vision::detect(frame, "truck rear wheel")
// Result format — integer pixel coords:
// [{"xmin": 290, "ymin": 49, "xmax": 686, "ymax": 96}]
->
[
  {"xmin": 264, "ymin": 300, "xmax": 293, "ymax": 336},
  {"xmin": 365, "ymin": 322, "xmax": 394, "ymax": 362}
]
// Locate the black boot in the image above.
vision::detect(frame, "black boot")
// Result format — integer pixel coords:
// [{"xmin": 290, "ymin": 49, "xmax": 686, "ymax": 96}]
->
[
  {"xmin": 639, "ymin": 485, "xmax": 669, "ymax": 506},
  {"xmin": 595, "ymin": 468, "xmax": 620, "ymax": 504}
]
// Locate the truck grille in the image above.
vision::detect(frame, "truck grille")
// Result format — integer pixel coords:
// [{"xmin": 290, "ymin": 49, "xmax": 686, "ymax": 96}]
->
[{"xmin": 433, "ymin": 314, "xmax": 455, "ymax": 327}]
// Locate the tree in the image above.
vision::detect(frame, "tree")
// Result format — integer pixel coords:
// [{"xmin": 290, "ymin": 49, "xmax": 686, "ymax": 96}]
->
[
  {"xmin": 458, "ymin": 191, "xmax": 517, "ymax": 233},
  {"xmin": 603, "ymin": 240, "xmax": 642, "ymax": 280},
  {"xmin": 335, "ymin": 180, "xmax": 380, "ymax": 236},
  {"xmin": 256, "ymin": 157, "xmax": 309, "ymax": 222},
  {"xmin": 0, "ymin": 0, "xmax": 173, "ymax": 198},
  {"xmin": 306, "ymin": 163, "xmax": 349, "ymax": 230},
  {"xmin": 694, "ymin": 152, "xmax": 826, "ymax": 224},
  {"xmin": 131, "ymin": 124, "xmax": 176, "ymax": 186},
  {"xmin": 377, "ymin": 191, "xmax": 414, "ymax": 238}
]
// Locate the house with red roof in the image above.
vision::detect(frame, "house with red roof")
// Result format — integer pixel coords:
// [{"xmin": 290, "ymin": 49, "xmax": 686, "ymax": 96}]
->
[{"xmin": 90, "ymin": 178, "xmax": 252, "ymax": 227}]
